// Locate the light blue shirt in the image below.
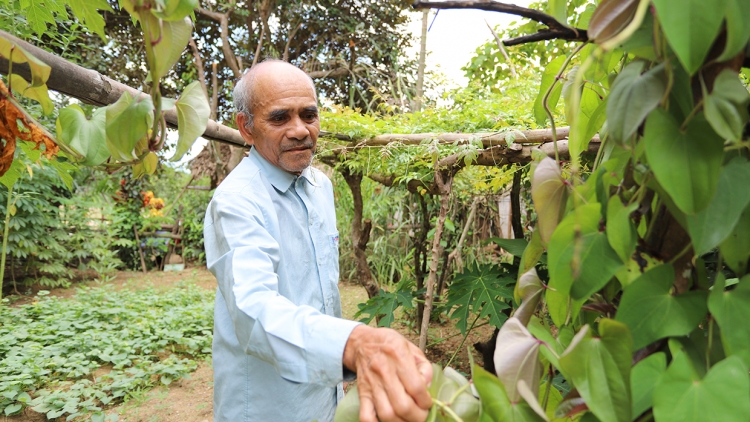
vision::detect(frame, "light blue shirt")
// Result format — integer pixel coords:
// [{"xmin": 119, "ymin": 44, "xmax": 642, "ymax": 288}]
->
[{"xmin": 204, "ymin": 147, "xmax": 361, "ymax": 422}]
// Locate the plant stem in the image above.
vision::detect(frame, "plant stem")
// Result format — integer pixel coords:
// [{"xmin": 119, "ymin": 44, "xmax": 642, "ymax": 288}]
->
[
  {"xmin": 1, "ymin": 184, "xmax": 14, "ymax": 301},
  {"xmin": 706, "ymin": 317, "xmax": 714, "ymax": 370},
  {"xmin": 433, "ymin": 399, "xmax": 464, "ymax": 422},
  {"xmin": 542, "ymin": 364, "xmax": 553, "ymax": 411},
  {"xmin": 446, "ymin": 313, "xmax": 481, "ymax": 368},
  {"xmin": 448, "ymin": 381, "xmax": 473, "ymax": 405},
  {"xmin": 542, "ymin": 43, "xmax": 587, "ymax": 164},
  {"xmin": 680, "ymin": 99, "xmax": 704, "ymax": 131}
]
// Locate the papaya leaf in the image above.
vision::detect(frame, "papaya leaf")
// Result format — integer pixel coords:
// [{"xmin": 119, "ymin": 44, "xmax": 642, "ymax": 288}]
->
[
  {"xmin": 171, "ymin": 81, "xmax": 210, "ymax": 161},
  {"xmin": 653, "ymin": 353, "xmax": 750, "ymax": 422},
  {"xmin": 643, "ymin": 109, "xmax": 724, "ymax": 215},
  {"xmin": 651, "ymin": 0, "xmax": 726, "ymax": 74},
  {"xmin": 615, "ymin": 265, "xmax": 708, "ymax": 350},
  {"xmin": 445, "ymin": 264, "xmax": 513, "ymax": 335},
  {"xmin": 66, "ymin": 0, "xmax": 112, "ymax": 41},
  {"xmin": 686, "ymin": 157, "xmax": 750, "ymax": 255}
]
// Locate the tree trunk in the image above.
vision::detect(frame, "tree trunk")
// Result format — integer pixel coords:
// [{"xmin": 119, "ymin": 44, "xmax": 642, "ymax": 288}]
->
[
  {"xmin": 414, "ymin": 9, "xmax": 429, "ymax": 111},
  {"xmin": 341, "ymin": 168, "xmax": 379, "ymax": 299},
  {"xmin": 414, "ymin": 193, "xmax": 430, "ymax": 329},
  {"xmin": 511, "ymin": 166, "xmax": 524, "ymax": 239},
  {"xmin": 418, "ymin": 170, "xmax": 453, "ymax": 351}
]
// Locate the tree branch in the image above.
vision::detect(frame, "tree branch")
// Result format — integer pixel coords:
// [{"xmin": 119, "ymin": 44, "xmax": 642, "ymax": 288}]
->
[
  {"xmin": 412, "ymin": 1, "xmax": 588, "ymax": 46},
  {"xmin": 485, "ymin": 19, "xmax": 516, "ymax": 78},
  {"xmin": 197, "ymin": 7, "xmax": 241, "ymax": 78}
]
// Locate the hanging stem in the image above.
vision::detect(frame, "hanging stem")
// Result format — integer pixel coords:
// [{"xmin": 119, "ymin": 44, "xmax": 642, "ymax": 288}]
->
[
  {"xmin": 1, "ymin": 184, "xmax": 15, "ymax": 301},
  {"xmin": 445, "ymin": 313, "xmax": 481, "ymax": 368}
]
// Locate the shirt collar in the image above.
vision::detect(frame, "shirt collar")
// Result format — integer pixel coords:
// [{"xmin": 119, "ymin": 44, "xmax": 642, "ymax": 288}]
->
[{"xmin": 249, "ymin": 147, "xmax": 319, "ymax": 193}]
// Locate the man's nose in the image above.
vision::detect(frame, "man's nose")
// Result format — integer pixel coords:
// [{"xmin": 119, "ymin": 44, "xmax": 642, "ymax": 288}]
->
[{"xmin": 287, "ymin": 115, "xmax": 310, "ymax": 140}]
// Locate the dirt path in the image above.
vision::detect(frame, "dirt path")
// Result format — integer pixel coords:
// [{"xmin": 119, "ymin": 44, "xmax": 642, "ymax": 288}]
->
[{"xmin": 5, "ymin": 268, "xmax": 492, "ymax": 421}]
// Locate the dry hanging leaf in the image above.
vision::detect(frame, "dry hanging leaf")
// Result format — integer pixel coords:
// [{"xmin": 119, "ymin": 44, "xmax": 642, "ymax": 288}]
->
[{"xmin": 0, "ymin": 79, "xmax": 58, "ymax": 177}]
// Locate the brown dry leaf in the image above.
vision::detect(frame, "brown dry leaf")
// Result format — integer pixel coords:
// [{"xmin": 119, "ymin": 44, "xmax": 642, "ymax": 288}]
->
[{"xmin": 0, "ymin": 79, "xmax": 58, "ymax": 176}]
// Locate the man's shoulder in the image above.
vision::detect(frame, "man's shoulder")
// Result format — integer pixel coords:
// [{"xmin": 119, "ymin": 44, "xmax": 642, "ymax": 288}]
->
[{"xmin": 214, "ymin": 157, "xmax": 263, "ymax": 196}]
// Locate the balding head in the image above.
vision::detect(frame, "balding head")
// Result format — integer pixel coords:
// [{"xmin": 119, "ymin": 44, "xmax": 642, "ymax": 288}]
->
[{"xmin": 233, "ymin": 59, "xmax": 317, "ymax": 129}]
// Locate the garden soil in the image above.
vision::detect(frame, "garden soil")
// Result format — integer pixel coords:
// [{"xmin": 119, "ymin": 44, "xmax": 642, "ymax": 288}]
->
[{"xmin": 3, "ymin": 268, "xmax": 494, "ymax": 422}]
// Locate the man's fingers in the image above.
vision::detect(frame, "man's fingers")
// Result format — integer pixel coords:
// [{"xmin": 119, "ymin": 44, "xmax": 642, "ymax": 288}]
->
[
  {"xmin": 373, "ymin": 383, "xmax": 410, "ymax": 422},
  {"xmin": 411, "ymin": 343, "xmax": 434, "ymax": 385},
  {"xmin": 359, "ymin": 395, "xmax": 378, "ymax": 422}
]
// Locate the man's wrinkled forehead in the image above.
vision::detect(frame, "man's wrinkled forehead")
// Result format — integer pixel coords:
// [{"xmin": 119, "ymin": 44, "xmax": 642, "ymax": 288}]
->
[{"xmin": 246, "ymin": 62, "xmax": 317, "ymax": 104}]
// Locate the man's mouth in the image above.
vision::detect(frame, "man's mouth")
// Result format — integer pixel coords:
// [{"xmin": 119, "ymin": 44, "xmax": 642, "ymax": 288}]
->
[{"xmin": 283, "ymin": 143, "xmax": 314, "ymax": 152}]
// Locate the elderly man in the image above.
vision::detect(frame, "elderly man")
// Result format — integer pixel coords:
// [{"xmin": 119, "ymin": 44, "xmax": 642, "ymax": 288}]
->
[{"xmin": 204, "ymin": 59, "xmax": 433, "ymax": 422}]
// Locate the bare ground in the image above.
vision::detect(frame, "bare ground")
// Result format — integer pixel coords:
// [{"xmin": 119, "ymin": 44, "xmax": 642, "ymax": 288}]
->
[{"xmin": 3, "ymin": 267, "xmax": 493, "ymax": 421}]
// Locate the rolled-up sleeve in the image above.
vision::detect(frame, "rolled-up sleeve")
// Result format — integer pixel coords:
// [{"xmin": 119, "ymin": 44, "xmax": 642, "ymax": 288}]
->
[{"xmin": 204, "ymin": 191, "xmax": 361, "ymax": 387}]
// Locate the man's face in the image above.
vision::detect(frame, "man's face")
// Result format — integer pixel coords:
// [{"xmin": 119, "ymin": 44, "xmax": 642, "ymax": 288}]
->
[{"xmin": 238, "ymin": 67, "xmax": 320, "ymax": 175}]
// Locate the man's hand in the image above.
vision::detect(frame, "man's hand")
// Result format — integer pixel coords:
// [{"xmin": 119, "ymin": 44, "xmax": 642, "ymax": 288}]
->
[{"xmin": 343, "ymin": 325, "xmax": 433, "ymax": 422}]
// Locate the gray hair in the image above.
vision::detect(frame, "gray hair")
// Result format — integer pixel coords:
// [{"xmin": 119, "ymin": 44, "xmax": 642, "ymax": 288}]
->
[{"xmin": 232, "ymin": 59, "xmax": 317, "ymax": 130}]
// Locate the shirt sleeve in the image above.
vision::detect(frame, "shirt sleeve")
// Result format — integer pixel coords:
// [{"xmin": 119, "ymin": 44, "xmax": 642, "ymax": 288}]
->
[{"xmin": 204, "ymin": 191, "xmax": 361, "ymax": 387}]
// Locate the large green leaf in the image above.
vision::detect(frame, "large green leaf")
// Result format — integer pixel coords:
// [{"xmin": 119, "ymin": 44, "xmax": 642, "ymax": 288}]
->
[
  {"xmin": 630, "ymin": 352, "xmax": 666, "ymax": 419},
  {"xmin": 531, "ymin": 157, "xmax": 568, "ymax": 246},
  {"xmin": 720, "ymin": 207, "xmax": 750, "ymax": 275},
  {"xmin": 170, "ymin": 81, "xmax": 210, "ymax": 161},
  {"xmin": 606, "ymin": 196, "xmax": 638, "ymax": 263},
  {"xmin": 643, "ymin": 109, "xmax": 724, "ymax": 215},
  {"xmin": 686, "ymin": 157, "xmax": 750, "ymax": 255},
  {"xmin": 489, "ymin": 238, "xmax": 529, "ymax": 259},
  {"xmin": 56, "ymin": 105, "xmax": 109, "ymax": 166},
  {"xmin": 445, "ymin": 264, "xmax": 513, "ymax": 335},
  {"xmin": 493, "ymin": 318, "xmax": 543, "ymax": 403},
  {"xmin": 473, "ymin": 365, "xmax": 545, "ymax": 422},
  {"xmin": 66, "ymin": 0, "xmax": 112, "ymax": 41},
  {"xmin": 708, "ymin": 274, "xmax": 750, "ymax": 367},
  {"xmin": 518, "ymin": 230, "xmax": 546, "ymax": 285},
  {"xmin": 9, "ymin": 74, "xmax": 53, "ymax": 115},
  {"xmin": 150, "ymin": 17, "xmax": 193, "ymax": 81},
  {"xmin": 152, "ymin": 0, "xmax": 198, "ymax": 21},
  {"xmin": 703, "ymin": 69, "xmax": 750, "ymax": 142},
  {"xmin": 653, "ymin": 353, "xmax": 750, "ymax": 422},
  {"xmin": 651, "ymin": 0, "xmax": 726, "ymax": 74},
  {"xmin": 105, "ymin": 92, "xmax": 154, "ymax": 162},
  {"xmin": 717, "ymin": 0, "xmax": 750, "ymax": 61},
  {"xmin": 559, "ymin": 320, "xmax": 633, "ymax": 422},
  {"xmin": 607, "ymin": 61, "xmax": 665, "ymax": 144},
  {"xmin": 334, "ymin": 385, "xmax": 360, "ymax": 422},
  {"xmin": 615, "ymin": 265, "xmax": 708, "ymax": 350},
  {"xmin": 534, "ymin": 56, "xmax": 567, "ymax": 126}
]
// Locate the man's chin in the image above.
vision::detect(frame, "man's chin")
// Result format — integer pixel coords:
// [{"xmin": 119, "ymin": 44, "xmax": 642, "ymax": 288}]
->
[{"xmin": 279, "ymin": 151, "xmax": 314, "ymax": 174}]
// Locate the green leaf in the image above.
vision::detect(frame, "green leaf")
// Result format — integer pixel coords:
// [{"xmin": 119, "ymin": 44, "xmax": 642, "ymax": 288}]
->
[
  {"xmin": 445, "ymin": 264, "xmax": 513, "ymax": 334},
  {"xmin": 558, "ymin": 320, "xmax": 633, "ymax": 422},
  {"xmin": 708, "ymin": 274, "xmax": 750, "ymax": 367},
  {"xmin": 720, "ymin": 207, "xmax": 750, "ymax": 275},
  {"xmin": 643, "ymin": 109, "xmax": 724, "ymax": 215},
  {"xmin": 607, "ymin": 61, "xmax": 666, "ymax": 144},
  {"xmin": 606, "ymin": 196, "xmax": 638, "ymax": 263},
  {"xmin": 548, "ymin": 0, "xmax": 568, "ymax": 27},
  {"xmin": 718, "ymin": 0, "xmax": 750, "ymax": 61},
  {"xmin": 22, "ymin": 0, "xmax": 55, "ymax": 36},
  {"xmin": 4, "ymin": 403, "xmax": 22, "ymax": 416},
  {"xmin": 56, "ymin": 105, "xmax": 109, "ymax": 166},
  {"xmin": 703, "ymin": 69, "xmax": 750, "ymax": 142},
  {"xmin": 686, "ymin": 157, "xmax": 750, "ymax": 255},
  {"xmin": 9, "ymin": 74, "xmax": 53, "ymax": 115},
  {"xmin": 105, "ymin": 92, "xmax": 154, "ymax": 162},
  {"xmin": 631, "ymin": 352, "xmax": 666, "ymax": 419},
  {"xmin": 489, "ymin": 238, "xmax": 528, "ymax": 258},
  {"xmin": 142, "ymin": 152, "xmax": 158, "ymax": 175},
  {"xmin": 534, "ymin": 56, "xmax": 567, "ymax": 126},
  {"xmin": 150, "ymin": 17, "xmax": 193, "ymax": 81},
  {"xmin": 152, "ymin": 0, "xmax": 197, "ymax": 21},
  {"xmin": 0, "ymin": 37, "xmax": 51, "ymax": 87},
  {"xmin": 171, "ymin": 81, "xmax": 210, "ymax": 161},
  {"xmin": 531, "ymin": 157, "xmax": 568, "ymax": 246},
  {"xmin": 651, "ymin": 0, "xmax": 726, "ymax": 74},
  {"xmin": 66, "ymin": 0, "xmax": 112, "ymax": 41},
  {"xmin": 0, "ymin": 160, "xmax": 24, "ymax": 190},
  {"xmin": 493, "ymin": 318, "xmax": 543, "ymax": 403},
  {"xmin": 653, "ymin": 353, "xmax": 750, "ymax": 422},
  {"xmin": 473, "ymin": 365, "xmax": 545, "ymax": 422},
  {"xmin": 615, "ymin": 265, "xmax": 708, "ymax": 350}
]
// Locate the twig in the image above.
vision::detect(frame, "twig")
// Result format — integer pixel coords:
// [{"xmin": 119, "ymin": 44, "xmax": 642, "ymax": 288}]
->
[
  {"xmin": 413, "ymin": 1, "xmax": 588, "ymax": 46},
  {"xmin": 485, "ymin": 20, "xmax": 516, "ymax": 78}
]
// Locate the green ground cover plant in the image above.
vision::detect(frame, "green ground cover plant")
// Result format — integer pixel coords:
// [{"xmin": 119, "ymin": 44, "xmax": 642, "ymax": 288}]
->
[{"xmin": 0, "ymin": 283, "xmax": 213, "ymax": 419}]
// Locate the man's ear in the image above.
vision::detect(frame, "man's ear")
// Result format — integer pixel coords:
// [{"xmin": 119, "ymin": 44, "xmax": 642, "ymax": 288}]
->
[{"xmin": 236, "ymin": 113, "xmax": 255, "ymax": 146}]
